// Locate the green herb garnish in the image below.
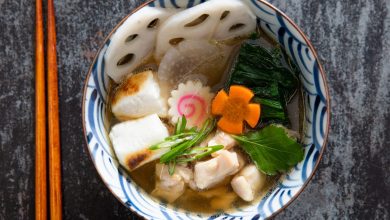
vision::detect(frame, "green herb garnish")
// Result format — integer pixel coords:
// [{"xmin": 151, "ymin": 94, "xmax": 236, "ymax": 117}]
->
[
  {"xmin": 233, "ymin": 125, "xmax": 304, "ymax": 175},
  {"xmin": 177, "ymin": 145, "xmax": 224, "ymax": 163},
  {"xmin": 174, "ymin": 115, "xmax": 187, "ymax": 135},
  {"xmin": 149, "ymin": 116, "xmax": 218, "ymax": 174}
]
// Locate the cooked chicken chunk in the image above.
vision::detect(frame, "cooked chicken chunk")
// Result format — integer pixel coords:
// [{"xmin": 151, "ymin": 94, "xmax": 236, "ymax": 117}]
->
[
  {"xmin": 109, "ymin": 114, "xmax": 169, "ymax": 171},
  {"xmin": 231, "ymin": 165, "xmax": 266, "ymax": 202},
  {"xmin": 208, "ymin": 131, "xmax": 237, "ymax": 157},
  {"xmin": 152, "ymin": 164, "xmax": 193, "ymax": 202},
  {"xmin": 236, "ymin": 151, "xmax": 247, "ymax": 170},
  {"xmin": 194, "ymin": 150, "xmax": 240, "ymax": 189},
  {"xmin": 111, "ymin": 70, "xmax": 167, "ymax": 120}
]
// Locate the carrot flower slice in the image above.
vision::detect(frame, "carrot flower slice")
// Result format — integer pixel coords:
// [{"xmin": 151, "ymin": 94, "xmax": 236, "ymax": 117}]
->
[{"xmin": 211, "ymin": 85, "xmax": 261, "ymax": 134}]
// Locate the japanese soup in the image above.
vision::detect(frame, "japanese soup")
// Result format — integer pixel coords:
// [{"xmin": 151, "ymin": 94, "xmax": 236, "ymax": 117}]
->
[{"xmin": 106, "ymin": 0, "xmax": 304, "ymax": 213}]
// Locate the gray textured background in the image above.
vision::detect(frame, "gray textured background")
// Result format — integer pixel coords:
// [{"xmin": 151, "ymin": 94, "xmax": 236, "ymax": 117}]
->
[{"xmin": 0, "ymin": 0, "xmax": 389, "ymax": 219}]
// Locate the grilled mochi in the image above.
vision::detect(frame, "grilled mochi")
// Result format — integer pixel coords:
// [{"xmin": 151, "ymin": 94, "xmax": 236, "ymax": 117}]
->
[
  {"xmin": 104, "ymin": 6, "xmax": 177, "ymax": 83},
  {"xmin": 109, "ymin": 114, "xmax": 169, "ymax": 171},
  {"xmin": 111, "ymin": 70, "xmax": 167, "ymax": 120}
]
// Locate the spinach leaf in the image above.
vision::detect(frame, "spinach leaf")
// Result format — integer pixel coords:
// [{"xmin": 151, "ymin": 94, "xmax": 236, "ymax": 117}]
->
[
  {"xmin": 254, "ymin": 97, "xmax": 287, "ymax": 123},
  {"xmin": 227, "ymin": 40, "xmax": 299, "ymax": 125},
  {"xmin": 233, "ymin": 125, "xmax": 304, "ymax": 175}
]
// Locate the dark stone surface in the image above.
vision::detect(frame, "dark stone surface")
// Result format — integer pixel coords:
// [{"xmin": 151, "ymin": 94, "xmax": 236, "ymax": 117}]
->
[{"xmin": 0, "ymin": 0, "xmax": 389, "ymax": 219}]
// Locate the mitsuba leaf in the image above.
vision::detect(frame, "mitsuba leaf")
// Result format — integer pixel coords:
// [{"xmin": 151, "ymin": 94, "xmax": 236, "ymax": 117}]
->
[{"xmin": 233, "ymin": 125, "xmax": 304, "ymax": 175}]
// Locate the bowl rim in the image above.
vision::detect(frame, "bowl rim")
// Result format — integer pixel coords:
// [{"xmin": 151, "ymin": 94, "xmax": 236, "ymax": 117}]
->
[{"xmin": 81, "ymin": 0, "xmax": 331, "ymax": 219}]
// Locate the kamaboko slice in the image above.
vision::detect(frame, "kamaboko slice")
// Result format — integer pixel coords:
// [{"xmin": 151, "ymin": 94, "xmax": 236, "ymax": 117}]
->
[
  {"xmin": 168, "ymin": 80, "xmax": 214, "ymax": 129},
  {"xmin": 104, "ymin": 7, "xmax": 176, "ymax": 83},
  {"xmin": 154, "ymin": 0, "xmax": 223, "ymax": 60},
  {"xmin": 213, "ymin": 0, "xmax": 256, "ymax": 41},
  {"xmin": 157, "ymin": 39, "xmax": 233, "ymax": 96}
]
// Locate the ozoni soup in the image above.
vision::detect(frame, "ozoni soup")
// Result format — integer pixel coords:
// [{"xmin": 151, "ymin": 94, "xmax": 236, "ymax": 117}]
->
[{"xmin": 106, "ymin": 0, "xmax": 304, "ymax": 213}]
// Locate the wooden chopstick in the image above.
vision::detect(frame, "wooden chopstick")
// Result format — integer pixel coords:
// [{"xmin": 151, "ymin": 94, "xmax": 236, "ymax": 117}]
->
[
  {"xmin": 47, "ymin": 0, "xmax": 63, "ymax": 219},
  {"xmin": 35, "ymin": 0, "xmax": 47, "ymax": 219}
]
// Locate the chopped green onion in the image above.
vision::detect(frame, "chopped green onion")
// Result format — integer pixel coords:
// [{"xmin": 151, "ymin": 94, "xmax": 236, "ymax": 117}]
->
[
  {"xmin": 177, "ymin": 145, "xmax": 224, "ymax": 163},
  {"xmin": 174, "ymin": 115, "xmax": 187, "ymax": 135},
  {"xmin": 168, "ymin": 160, "xmax": 176, "ymax": 175},
  {"xmin": 149, "ymin": 116, "xmax": 221, "ymax": 175}
]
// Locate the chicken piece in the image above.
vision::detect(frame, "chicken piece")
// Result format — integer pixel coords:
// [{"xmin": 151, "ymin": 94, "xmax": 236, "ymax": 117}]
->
[
  {"xmin": 231, "ymin": 165, "xmax": 266, "ymax": 202},
  {"xmin": 209, "ymin": 130, "xmax": 237, "ymax": 157},
  {"xmin": 109, "ymin": 114, "xmax": 169, "ymax": 171},
  {"xmin": 188, "ymin": 181, "xmax": 198, "ymax": 191},
  {"xmin": 194, "ymin": 150, "xmax": 240, "ymax": 189},
  {"xmin": 236, "ymin": 151, "xmax": 247, "ymax": 170},
  {"xmin": 152, "ymin": 164, "xmax": 193, "ymax": 203},
  {"xmin": 111, "ymin": 70, "xmax": 167, "ymax": 120},
  {"xmin": 175, "ymin": 165, "xmax": 193, "ymax": 184},
  {"xmin": 198, "ymin": 132, "xmax": 215, "ymax": 147}
]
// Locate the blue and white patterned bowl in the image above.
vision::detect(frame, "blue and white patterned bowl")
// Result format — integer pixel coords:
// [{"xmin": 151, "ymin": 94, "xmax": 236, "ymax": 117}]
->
[{"xmin": 82, "ymin": 0, "xmax": 330, "ymax": 219}]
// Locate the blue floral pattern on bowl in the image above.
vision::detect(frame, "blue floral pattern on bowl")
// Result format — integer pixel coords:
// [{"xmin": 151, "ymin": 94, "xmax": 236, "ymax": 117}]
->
[{"xmin": 82, "ymin": 0, "xmax": 330, "ymax": 219}]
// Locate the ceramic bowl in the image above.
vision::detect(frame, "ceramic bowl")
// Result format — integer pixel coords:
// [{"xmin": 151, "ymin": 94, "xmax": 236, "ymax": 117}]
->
[{"xmin": 82, "ymin": 0, "xmax": 330, "ymax": 219}]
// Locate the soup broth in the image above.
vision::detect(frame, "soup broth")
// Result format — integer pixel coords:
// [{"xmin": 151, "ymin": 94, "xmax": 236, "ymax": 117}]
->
[
  {"xmin": 107, "ymin": 31, "xmax": 303, "ymax": 213},
  {"xmin": 129, "ymin": 158, "xmax": 281, "ymax": 213}
]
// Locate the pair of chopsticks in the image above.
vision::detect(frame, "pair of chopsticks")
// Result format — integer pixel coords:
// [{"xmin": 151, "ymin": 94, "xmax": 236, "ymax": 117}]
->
[{"xmin": 35, "ymin": 0, "xmax": 62, "ymax": 219}]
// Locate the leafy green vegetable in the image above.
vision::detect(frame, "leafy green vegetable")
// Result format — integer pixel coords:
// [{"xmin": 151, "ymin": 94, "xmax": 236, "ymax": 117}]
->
[
  {"xmin": 254, "ymin": 97, "xmax": 287, "ymax": 123},
  {"xmin": 227, "ymin": 39, "xmax": 300, "ymax": 125},
  {"xmin": 228, "ymin": 42, "xmax": 299, "ymax": 99},
  {"xmin": 233, "ymin": 125, "xmax": 304, "ymax": 175},
  {"xmin": 149, "ymin": 117, "xmax": 218, "ymax": 174}
]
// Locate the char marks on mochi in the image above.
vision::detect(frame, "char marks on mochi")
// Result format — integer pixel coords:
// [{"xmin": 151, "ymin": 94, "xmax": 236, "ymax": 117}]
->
[
  {"xmin": 111, "ymin": 70, "xmax": 167, "ymax": 120},
  {"xmin": 125, "ymin": 149, "xmax": 152, "ymax": 171},
  {"xmin": 109, "ymin": 114, "xmax": 169, "ymax": 172}
]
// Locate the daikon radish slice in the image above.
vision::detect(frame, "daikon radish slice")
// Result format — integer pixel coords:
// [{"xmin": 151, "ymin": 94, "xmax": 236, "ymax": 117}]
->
[
  {"xmin": 157, "ymin": 39, "xmax": 233, "ymax": 96},
  {"xmin": 168, "ymin": 80, "xmax": 214, "ymax": 128},
  {"xmin": 213, "ymin": 0, "xmax": 256, "ymax": 41},
  {"xmin": 104, "ymin": 7, "xmax": 176, "ymax": 82},
  {"xmin": 154, "ymin": 0, "xmax": 224, "ymax": 60}
]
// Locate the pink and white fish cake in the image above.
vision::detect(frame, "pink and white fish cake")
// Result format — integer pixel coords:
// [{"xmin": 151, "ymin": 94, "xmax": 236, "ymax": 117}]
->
[{"xmin": 168, "ymin": 80, "xmax": 214, "ymax": 128}]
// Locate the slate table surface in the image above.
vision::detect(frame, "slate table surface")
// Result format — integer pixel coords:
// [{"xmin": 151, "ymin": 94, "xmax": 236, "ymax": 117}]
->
[{"xmin": 0, "ymin": 0, "xmax": 389, "ymax": 219}]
